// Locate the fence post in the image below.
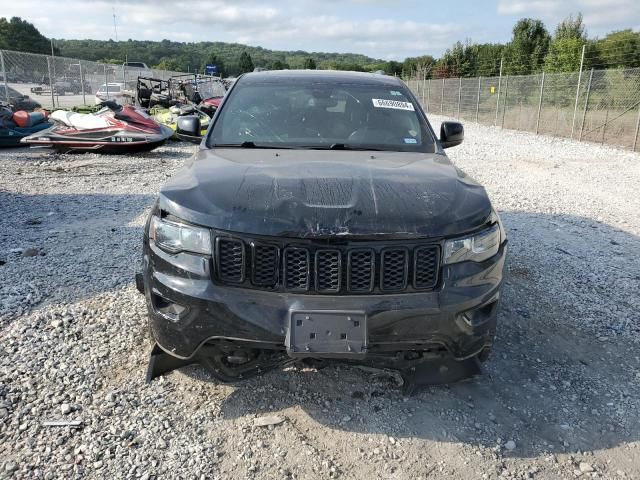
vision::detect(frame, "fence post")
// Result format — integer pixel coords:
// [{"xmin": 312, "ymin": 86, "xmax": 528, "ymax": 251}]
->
[
  {"xmin": 578, "ymin": 68, "xmax": 594, "ymax": 142},
  {"xmin": 633, "ymin": 102, "xmax": 640, "ymax": 152},
  {"xmin": 456, "ymin": 77, "xmax": 462, "ymax": 119},
  {"xmin": 440, "ymin": 78, "xmax": 444, "ymax": 114},
  {"xmin": 104, "ymin": 64, "xmax": 109, "ymax": 100},
  {"xmin": 501, "ymin": 75, "xmax": 509, "ymax": 129},
  {"xmin": 79, "ymin": 61, "xmax": 86, "ymax": 105},
  {"xmin": 475, "ymin": 76, "xmax": 481, "ymax": 122},
  {"xmin": 426, "ymin": 78, "xmax": 431, "ymax": 112},
  {"xmin": 0, "ymin": 50, "xmax": 9, "ymax": 104},
  {"xmin": 494, "ymin": 57, "xmax": 503, "ymax": 126},
  {"xmin": 535, "ymin": 72, "xmax": 545, "ymax": 134},
  {"xmin": 422, "ymin": 71, "xmax": 426, "ymax": 108},
  {"xmin": 46, "ymin": 56, "xmax": 55, "ymax": 109},
  {"xmin": 601, "ymin": 108, "xmax": 609, "ymax": 144},
  {"xmin": 571, "ymin": 44, "xmax": 586, "ymax": 139}
]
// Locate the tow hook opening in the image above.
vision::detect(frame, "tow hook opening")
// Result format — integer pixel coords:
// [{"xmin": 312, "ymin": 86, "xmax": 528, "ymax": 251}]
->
[
  {"xmin": 151, "ymin": 291, "xmax": 189, "ymax": 321},
  {"xmin": 461, "ymin": 299, "xmax": 498, "ymax": 327}
]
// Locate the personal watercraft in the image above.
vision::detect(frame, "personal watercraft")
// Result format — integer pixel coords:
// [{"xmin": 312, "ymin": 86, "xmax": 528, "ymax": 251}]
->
[
  {"xmin": 21, "ymin": 101, "xmax": 174, "ymax": 153},
  {"xmin": 0, "ymin": 105, "xmax": 51, "ymax": 148},
  {"xmin": 150, "ymin": 104, "xmax": 210, "ymax": 138}
]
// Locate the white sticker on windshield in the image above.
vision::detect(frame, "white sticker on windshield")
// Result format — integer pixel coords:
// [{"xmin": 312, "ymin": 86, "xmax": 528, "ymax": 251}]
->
[
  {"xmin": 372, "ymin": 98, "xmax": 415, "ymax": 111},
  {"xmin": 390, "ymin": 90, "xmax": 403, "ymax": 96}
]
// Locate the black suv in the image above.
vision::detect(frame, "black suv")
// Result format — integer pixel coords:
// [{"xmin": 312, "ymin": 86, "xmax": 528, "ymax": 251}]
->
[{"xmin": 139, "ymin": 70, "xmax": 507, "ymax": 383}]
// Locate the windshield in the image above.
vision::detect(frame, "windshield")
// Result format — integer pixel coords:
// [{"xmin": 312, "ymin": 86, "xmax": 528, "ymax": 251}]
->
[
  {"xmin": 99, "ymin": 85, "xmax": 121, "ymax": 93},
  {"xmin": 195, "ymin": 80, "xmax": 227, "ymax": 99},
  {"xmin": 207, "ymin": 79, "xmax": 435, "ymax": 152}
]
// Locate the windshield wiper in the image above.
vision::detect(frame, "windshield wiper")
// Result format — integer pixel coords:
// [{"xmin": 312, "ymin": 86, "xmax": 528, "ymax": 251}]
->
[
  {"xmin": 327, "ymin": 143, "xmax": 383, "ymax": 151},
  {"xmin": 213, "ymin": 141, "xmax": 295, "ymax": 149}
]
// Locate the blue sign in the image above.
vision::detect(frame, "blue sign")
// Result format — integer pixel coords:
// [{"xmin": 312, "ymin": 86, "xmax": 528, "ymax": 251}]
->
[{"xmin": 205, "ymin": 64, "xmax": 219, "ymax": 75}]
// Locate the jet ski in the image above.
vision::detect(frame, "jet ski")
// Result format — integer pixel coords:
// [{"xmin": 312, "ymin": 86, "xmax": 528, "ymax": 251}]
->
[
  {"xmin": 0, "ymin": 105, "xmax": 51, "ymax": 148},
  {"xmin": 150, "ymin": 104, "xmax": 210, "ymax": 138},
  {"xmin": 21, "ymin": 101, "xmax": 174, "ymax": 153},
  {"xmin": 198, "ymin": 96, "xmax": 223, "ymax": 118}
]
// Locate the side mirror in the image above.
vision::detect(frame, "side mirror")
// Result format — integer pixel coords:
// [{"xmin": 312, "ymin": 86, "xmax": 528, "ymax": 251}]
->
[
  {"xmin": 440, "ymin": 121, "xmax": 464, "ymax": 149},
  {"xmin": 176, "ymin": 115, "xmax": 202, "ymax": 144}
]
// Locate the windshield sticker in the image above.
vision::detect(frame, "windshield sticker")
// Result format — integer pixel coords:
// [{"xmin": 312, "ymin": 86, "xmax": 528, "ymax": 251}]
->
[
  {"xmin": 403, "ymin": 138, "xmax": 418, "ymax": 144},
  {"xmin": 390, "ymin": 90, "xmax": 403, "ymax": 96},
  {"xmin": 372, "ymin": 98, "xmax": 415, "ymax": 111}
]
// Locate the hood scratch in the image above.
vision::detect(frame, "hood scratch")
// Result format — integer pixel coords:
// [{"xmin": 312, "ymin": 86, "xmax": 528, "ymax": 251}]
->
[{"xmin": 367, "ymin": 163, "xmax": 379, "ymax": 216}]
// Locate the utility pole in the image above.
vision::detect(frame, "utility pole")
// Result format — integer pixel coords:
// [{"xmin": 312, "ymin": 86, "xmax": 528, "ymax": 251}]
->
[{"xmin": 571, "ymin": 44, "xmax": 586, "ymax": 139}]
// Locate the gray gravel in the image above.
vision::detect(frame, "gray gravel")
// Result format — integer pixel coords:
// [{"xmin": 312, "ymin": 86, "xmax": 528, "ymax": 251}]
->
[{"xmin": 1, "ymin": 122, "xmax": 640, "ymax": 479}]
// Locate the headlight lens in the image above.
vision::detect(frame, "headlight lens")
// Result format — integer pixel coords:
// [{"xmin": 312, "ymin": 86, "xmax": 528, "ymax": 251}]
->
[
  {"xmin": 443, "ymin": 224, "xmax": 500, "ymax": 264},
  {"xmin": 149, "ymin": 216, "xmax": 211, "ymax": 255}
]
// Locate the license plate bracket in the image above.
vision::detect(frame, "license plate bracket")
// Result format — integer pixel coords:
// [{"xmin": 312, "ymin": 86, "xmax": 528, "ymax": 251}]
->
[{"xmin": 287, "ymin": 310, "xmax": 367, "ymax": 358}]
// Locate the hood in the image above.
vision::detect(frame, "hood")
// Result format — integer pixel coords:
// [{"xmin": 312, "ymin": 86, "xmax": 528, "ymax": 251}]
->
[{"xmin": 159, "ymin": 149, "xmax": 493, "ymax": 239}]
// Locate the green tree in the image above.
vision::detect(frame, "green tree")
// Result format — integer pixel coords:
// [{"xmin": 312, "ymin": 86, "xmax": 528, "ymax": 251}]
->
[
  {"xmin": 0, "ymin": 17, "xmax": 57, "ymax": 55},
  {"xmin": 544, "ymin": 38, "xmax": 585, "ymax": 72},
  {"xmin": 436, "ymin": 41, "xmax": 478, "ymax": 77},
  {"xmin": 544, "ymin": 14, "xmax": 587, "ymax": 73},
  {"xmin": 303, "ymin": 57, "xmax": 317, "ymax": 69},
  {"xmin": 554, "ymin": 13, "xmax": 585, "ymax": 41},
  {"xmin": 238, "ymin": 51, "xmax": 254, "ymax": 73},
  {"xmin": 154, "ymin": 58, "xmax": 181, "ymax": 71},
  {"xmin": 593, "ymin": 30, "xmax": 640, "ymax": 69},
  {"xmin": 383, "ymin": 61, "xmax": 403, "ymax": 76},
  {"xmin": 504, "ymin": 18, "xmax": 551, "ymax": 74},
  {"xmin": 402, "ymin": 55, "xmax": 435, "ymax": 77},
  {"xmin": 270, "ymin": 59, "xmax": 289, "ymax": 70}
]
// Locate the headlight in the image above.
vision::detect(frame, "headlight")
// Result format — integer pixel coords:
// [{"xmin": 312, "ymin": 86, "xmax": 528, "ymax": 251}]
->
[
  {"xmin": 149, "ymin": 216, "xmax": 211, "ymax": 255},
  {"xmin": 443, "ymin": 224, "xmax": 500, "ymax": 264}
]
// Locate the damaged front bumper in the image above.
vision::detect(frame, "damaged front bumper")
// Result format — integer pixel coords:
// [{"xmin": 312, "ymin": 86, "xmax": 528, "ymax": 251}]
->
[{"xmin": 139, "ymin": 238, "xmax": 507, "ymax": 386}]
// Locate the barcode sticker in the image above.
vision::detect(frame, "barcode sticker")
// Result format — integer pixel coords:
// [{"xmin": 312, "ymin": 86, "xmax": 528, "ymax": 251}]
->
[{"xmin": 372, "ymin": 98, "xmax": 415, "ymax": 111}]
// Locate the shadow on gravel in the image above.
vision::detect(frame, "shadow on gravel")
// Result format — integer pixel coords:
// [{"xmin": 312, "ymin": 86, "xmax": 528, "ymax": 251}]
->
[
  {"xmin": 209, "ymin": 211, "xmax": 640, "ymax": 459},
  {"xmin": 0, "ymin": 191, "xmax": 155, "ymax": 320}
]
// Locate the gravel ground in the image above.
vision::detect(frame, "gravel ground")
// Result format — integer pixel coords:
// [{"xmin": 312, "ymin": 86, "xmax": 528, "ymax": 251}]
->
[{"xmin": 1, "ymin": 121, "xmax": 639, "ymax": 480}]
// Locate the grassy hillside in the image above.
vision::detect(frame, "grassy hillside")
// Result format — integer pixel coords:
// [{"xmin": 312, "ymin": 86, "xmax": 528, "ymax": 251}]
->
[{"xmin": 55, "ymin": 39, "xmax": 385, "ymax": 75}]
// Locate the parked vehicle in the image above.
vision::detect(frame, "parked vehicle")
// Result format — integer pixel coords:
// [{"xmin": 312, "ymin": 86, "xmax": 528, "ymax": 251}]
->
[
  {"xmin": 123, "ymin": 62, "xmax": 153, "ymax": 78},
  {"xmin": 0, "ymin": 85, "xmax": 41, "ymax": 111},
  {"xmin": 95, "ymin": 83, "xmax": 133, "ymax": 105},
  {"xmin": 136, "ymin": 77, "xmax": 173, "ymax": 109},
  {"xmin": 21, "ymin": 101, "xmax": 173, "ymax": 153},
  {"xmin": 139, "ymin": 70, "xmax": 508, "ymax": 386}
]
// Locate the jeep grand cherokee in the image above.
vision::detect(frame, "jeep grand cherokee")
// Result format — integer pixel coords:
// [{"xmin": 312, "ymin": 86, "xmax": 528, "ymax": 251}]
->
[{"xmin": 139, "ymin": 70, "xmax": 507, "ymax": 383}]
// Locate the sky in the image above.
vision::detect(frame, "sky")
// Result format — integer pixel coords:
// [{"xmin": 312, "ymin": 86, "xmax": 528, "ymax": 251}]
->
[{"xmin": 3, "ymin": 0, "xmax": 640, "ymax": 60}]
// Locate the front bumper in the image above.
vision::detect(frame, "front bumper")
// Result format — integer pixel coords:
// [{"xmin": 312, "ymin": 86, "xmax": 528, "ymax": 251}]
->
[{"xmin": 142, "ymin": 239, "xmax": 507, "ymax": 362}]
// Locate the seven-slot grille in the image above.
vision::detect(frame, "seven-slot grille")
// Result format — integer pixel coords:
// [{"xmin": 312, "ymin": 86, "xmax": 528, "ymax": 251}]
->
[{"xmin": 214, "ymin": 235, "xmax": 441, "ymax": 294}]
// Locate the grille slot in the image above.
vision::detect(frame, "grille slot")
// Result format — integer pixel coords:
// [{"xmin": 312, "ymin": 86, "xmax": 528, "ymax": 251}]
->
[
  {"xmin": 216, "ymin": 238, "xmax": 245, "ymax": 282},
  {"xmin": 414, "ymin": 246, "xmax": 440, "ymax": 289},
  {"xmin": 251, "ymin": 243, "xmax": 279, "ymax": 286},
  {"xmin": 213, "ymin": 234, "xmax": 439, "ymax": 294},
  {"xmin": 284, "ymin": 248, "xmax": 310, "ymax": 291},
  {"xmin": 380, "ymin": 248, "xmax": 408, "ymax": 291},
  {"xmin": 315, "ymin": 250, "xmax": 341, "ymax": 292},
  {"xmin": 347, "ymin": 249, "xmax": 375, "ymax": 292}
]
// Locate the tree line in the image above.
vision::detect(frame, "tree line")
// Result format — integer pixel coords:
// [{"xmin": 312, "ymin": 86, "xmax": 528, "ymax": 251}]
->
[{"xmin": 1, "ymin": 15, "xmax": 639, "ymax": 78}]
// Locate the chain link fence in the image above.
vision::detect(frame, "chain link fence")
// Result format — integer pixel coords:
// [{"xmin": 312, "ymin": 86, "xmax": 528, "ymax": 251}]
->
[
  {"xmin": 0, "ymin": 49, "xmax": 188, "ymax": 111},
  {"xmin": 406, "ymin": 68, "xmax": 640, "ymax": 151}
]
